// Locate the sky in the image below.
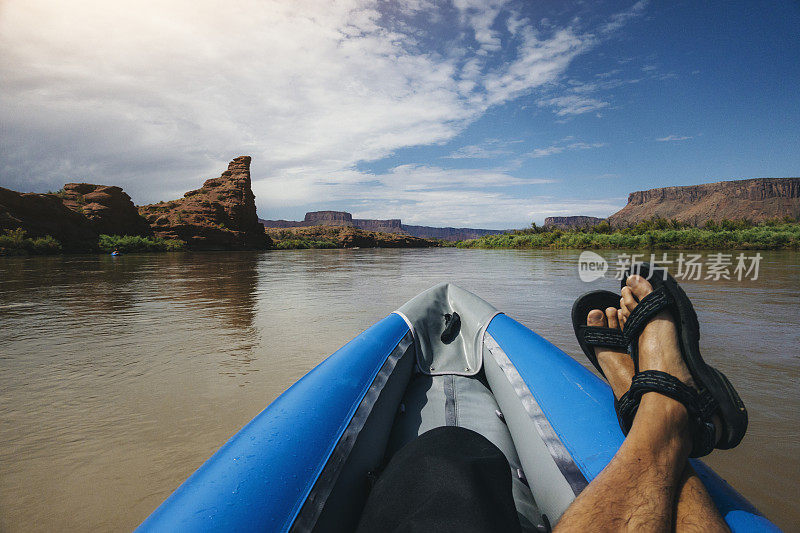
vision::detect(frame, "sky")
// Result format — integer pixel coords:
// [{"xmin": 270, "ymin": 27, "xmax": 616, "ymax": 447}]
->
[{"xmin": 1, "ymin": 0, "xmax": 798, "ymax": 229}]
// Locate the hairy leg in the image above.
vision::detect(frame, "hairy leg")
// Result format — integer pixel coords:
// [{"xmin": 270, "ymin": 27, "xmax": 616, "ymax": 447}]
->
[
  {"xmin": 556, "ymin": 277, "xmax": 729, "ymax": 532},
  {"xmin": 673, "ymin": 466, "xmax": 729, "ymax": 532},
  {"xmin": 556, "ymin": 391, "xmax": 691, "ymax": 532}
]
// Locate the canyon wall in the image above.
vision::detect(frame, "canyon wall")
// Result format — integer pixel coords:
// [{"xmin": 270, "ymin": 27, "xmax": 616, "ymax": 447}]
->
[
  {"xmin": 543, "ymin": 216, "xmax": 605, "ymax": 230},
  {"xmin": 608, "ymin": 177, "xmax": 800, "ymax": 226}
]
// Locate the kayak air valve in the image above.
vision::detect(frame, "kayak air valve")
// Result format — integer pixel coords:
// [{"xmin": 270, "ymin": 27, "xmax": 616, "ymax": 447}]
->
[{"xmin": 441, "ymin": 312, "xmax": 461, "ymax": 344}]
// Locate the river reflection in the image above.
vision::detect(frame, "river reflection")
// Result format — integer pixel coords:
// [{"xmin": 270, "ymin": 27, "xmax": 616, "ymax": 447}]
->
[{"xmin": 0, "ymin": 249, "xmax": 797, "ymax": 531}]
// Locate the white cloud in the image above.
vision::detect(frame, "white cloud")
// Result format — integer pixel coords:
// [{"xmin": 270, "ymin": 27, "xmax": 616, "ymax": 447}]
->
[
  {"xmin": 0, "ymin": 0, "xmax": 646, "ymax": 226},
  {"xmin": 600, "ymin": 0, "xmax": 648, "ymax": 34},
  {"xmin": 537, "ymin": 94, "xmax": 610, "ymax": 116},
  {"xmin": 446, "ymin": 145, "xmax": 509, "ymax": 159},
  {"xmin": 526, "ymin": 139, "xmax": 607, "ymax": 158},
  {"xmin": 445, "ymin": 138, "xmax": 521, "ymax": 159},
  {"xmin": 453, "ymin": 0, "xmax": 509, "ymax": 52},
  {"xmin": 656, "ymin": 135, "xmax": 693, "ymax": 142}
]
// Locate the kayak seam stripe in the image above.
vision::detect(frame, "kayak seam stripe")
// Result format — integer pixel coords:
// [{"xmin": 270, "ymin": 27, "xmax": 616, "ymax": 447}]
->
[
  {"xmin": 290, "ymin": 330, "xmax": 413, "ymax": 531},
  {"xmin": 484, "ymin": 332, "xmax": 589, "ymax": 495},
  {"xmin": 283, "ymin": 319, "xmax": 411, "ymax": 532}
]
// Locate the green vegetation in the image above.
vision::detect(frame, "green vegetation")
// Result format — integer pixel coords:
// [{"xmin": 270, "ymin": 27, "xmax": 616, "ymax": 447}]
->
[
  {"xmin": 0, "ymin": 228, "xmax": 62, "ymax": 255},
  {"xmin": 268, "ymin": 228, "xmax": 339, "ymax": 249},
  {"xmin": 457, "ymin": 218, "xmax": 800, "ymax": 250},
  {"xmin": 1, "ymin": 229, "xmax": 185, "ymax": 255},
  {"xmin": 98, "ymin": 234, "xmax": 186, "ymax": 253},
  {"xmin": 275, "ymin": 238, "xmax": 338, "ymax": 250},
  {"xmin": 266, "ymin": 226, "xmax": 440, "ymax": 249}
]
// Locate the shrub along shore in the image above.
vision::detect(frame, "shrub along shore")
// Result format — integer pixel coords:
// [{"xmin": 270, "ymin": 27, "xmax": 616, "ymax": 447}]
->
[
  {"xmin": 456, "ymin": 218, "xmax": 800, "ymax": 250},
  {"xmin": 0, "ymin": 229, "xmax": 185, "ymax": 255}
]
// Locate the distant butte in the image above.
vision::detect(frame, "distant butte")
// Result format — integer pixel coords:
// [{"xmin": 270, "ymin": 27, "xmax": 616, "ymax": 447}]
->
[
  {"xmin": 260, "ymin": 211, "xmax": 504, "ymax": 241},
  {"xmin": 543, "ymin": 216, "xmax": 605, "ymax": 230}
]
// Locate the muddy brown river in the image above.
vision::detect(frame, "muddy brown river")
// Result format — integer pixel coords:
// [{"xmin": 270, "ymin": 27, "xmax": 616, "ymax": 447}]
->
[{"xmin": 0, "ymin": 249, "xmax": 797, "ymax": 531}]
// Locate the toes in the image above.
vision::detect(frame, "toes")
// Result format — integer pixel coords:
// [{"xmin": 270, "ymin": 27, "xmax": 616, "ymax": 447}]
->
[
  {"xmin": 618, "ymin": 309, "xmax": 626, "ymax": 328},
  {"xmin": 619, "ymin": 297, "xmax": 631, "ymax": 319},
  {"xmin": 587, "ymin": 309, "xmax": 607, "ymax": 327},
  {"xmin": 605, "ymin": 307, "xmax": 620, "ymax": 330},
  {"xmin": 626, "ymin": 274, "xmax": 654, "ymax": 302},
  {"xmin": 621, "ymin": 286, "xmax": 638, "ymax": 311}
]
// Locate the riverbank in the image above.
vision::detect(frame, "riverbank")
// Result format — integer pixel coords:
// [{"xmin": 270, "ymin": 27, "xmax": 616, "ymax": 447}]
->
[
  {"xmin": 266, "ymin": 226, "xmax": 441, "ymax": 249},
  {"xmin": 457, "ymin": 219, "xmax": 800, "ymax": 250},
  {"xmin": 0, "ymin": 229, "xmax": 185, "ymax": 255}
]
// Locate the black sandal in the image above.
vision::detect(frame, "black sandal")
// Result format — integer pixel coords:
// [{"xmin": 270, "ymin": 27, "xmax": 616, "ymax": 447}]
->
[
  {"xmin": 572, "ymin": 290, "xmax": 637, "ymax": 434},
  {"xmin": 572, "ymin": 290, "xmax": 628, "ymax": 378},
  {"xmin": 616, "ymin": 263, "xmax": 748, "ymax": 458}
]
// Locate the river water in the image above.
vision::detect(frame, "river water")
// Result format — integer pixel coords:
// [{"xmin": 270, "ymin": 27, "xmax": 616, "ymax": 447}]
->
[{"xmin": 0, "ymin": 249, "xmax": 797, "ymax": 531}]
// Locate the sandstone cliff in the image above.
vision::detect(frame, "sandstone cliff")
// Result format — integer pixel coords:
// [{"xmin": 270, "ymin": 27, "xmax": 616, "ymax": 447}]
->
[
  {"xmin": 304, "ymin": 211, "xmax": 356, "ymax": 226},
  {"xmin": 260, "ymin": 210, "xmax": 502, "ymax": 241},
  {"xmin": 0, "ymin": 187, "xmax": 98, "ymax": 250},
  {"xmin": 139, "ymin": 156, "xmax": 270, "ymax": 250},
  {"xmin": 608, "ymin": 177, "xmax": 800, "ymax": 227},
  {"xmin": 61, "ymin": 183, "xmax": 152, "ymax": 236},
  {"xmin": 543, "ymin": 216, "xmax": 605, "ymax": 230}
]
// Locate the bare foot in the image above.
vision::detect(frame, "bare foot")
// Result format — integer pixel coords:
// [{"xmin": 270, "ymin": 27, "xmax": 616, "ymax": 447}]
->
[
  {"xmin": 620, "ymin": 275, "xmax": 695, "ymax": 388},
  {"xmin": 586, "ymin": 307, "xmax": 634, "ymax": 399},
  {"xmin": 619, "ymin": 274, "xmax": 713, "ymax": 454},
  {"xmin": 620, "ymin": 274, "xmax": 723, "ymax": 447}
]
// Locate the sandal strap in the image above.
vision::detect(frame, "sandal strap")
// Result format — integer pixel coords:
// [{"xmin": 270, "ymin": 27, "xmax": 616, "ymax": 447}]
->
[
  {"xmin": 629, "ymin": 370, "xmax": 701, "ymax": 415},
  {"xmin": 622, "ymin": 287, "xmax": 672, "ymax": 344},
  {"xmin": 616, "ymin": 389, "xmax": 638, "ymax": 434},
  {"xmin": 615, "ymin": 370, "xmax": 718, "ymax": 457},
  {"xmin": 580, "ymin": 325, "xmax": 628, "ymax": 349}
]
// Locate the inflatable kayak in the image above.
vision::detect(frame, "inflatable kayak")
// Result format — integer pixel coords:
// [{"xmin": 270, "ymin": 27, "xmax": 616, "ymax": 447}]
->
[{"xmin": 138, "ymin": 283, "xmax": 778, "ymax": 532}]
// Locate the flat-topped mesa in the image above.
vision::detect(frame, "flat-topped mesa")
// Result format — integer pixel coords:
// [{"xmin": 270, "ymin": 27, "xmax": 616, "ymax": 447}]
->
[
  {"xmin": 304, "ymin": 211, "xmax": 354, "ymax": 226},
  {"xmin": 543, "ymin": 216, "xmax": 605, "ymax": 230},
  {"xmin": 353, "ymin": 218, "xmax": 403, "ymax": 232},
  {"xmin": 139, "ymin": 156, "xmax": 270, "ymax": 250},
  {"xmin": 608, "ymin": 177, "xmax": 800, "ymax": 227},
  {"xmin": 61, "ymin": 183, "xmax": 152, "ymax": 236}
]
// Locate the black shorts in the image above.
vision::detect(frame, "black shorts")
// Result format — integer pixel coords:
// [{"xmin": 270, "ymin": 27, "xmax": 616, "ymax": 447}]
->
[{"xmin": 356, "ymin": 426, "xmax": 523, "ymax": 533}]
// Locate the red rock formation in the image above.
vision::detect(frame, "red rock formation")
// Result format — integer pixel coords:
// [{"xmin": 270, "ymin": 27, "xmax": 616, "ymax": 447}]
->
[
  {"xmin": 304, "ymin": 211, "xmax": 355, "ymax": 226},
  {"xmin": 608, "ymin": 178, "xmax": 800, "ymax": 227},
  {"xmin": 353, "ymin": 217, "xmax": 404, "ymax": 233},
  {"xmin": 543, "ymin": 216, "xmax": 605, "ymax": 230},
  {"xmin": 0, "ymin": 187, "xmax": 98, "ymax": 249},
  {"xmin": 399, "ymin": 224, "xmax": 503, "ymax": 240},
  {"xmin": 61, "ymin": 183, "xmax": 152, "ymax": 236},
  {"xmin": 138, "ymin": 156, "xmax": 270, "ymax": 250}
]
